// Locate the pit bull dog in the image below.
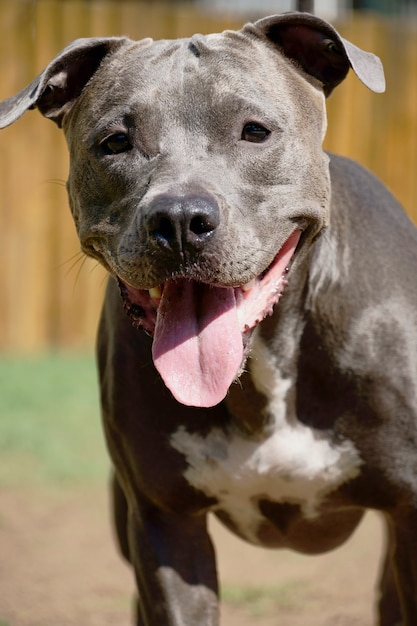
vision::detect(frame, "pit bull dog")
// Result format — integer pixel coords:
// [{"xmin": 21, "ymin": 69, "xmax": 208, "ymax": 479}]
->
[{"xmin": 1, "ymin": 11, "xmax": 416, "ymax": 625}]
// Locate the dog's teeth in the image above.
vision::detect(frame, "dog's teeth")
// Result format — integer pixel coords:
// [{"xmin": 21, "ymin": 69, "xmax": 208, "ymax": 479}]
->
[
  {"xmin": 242, "ymin": 279, "xmax": 256, "ymax": 292},
  {"xmin": 149, "ymin": 286, "xmax": 162, "ymax": 300}
]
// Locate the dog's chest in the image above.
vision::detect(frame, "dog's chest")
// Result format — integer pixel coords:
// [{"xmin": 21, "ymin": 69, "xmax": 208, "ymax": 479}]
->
[{"xmin": 170, "ymin": 333, "xmax": 362, "ymax": 544}]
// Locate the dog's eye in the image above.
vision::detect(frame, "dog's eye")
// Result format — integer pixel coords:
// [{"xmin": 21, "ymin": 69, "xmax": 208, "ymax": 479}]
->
[
  {"xmin": 241, "ymin": 123, "xmax": 271, "ymax": 143},
  {"xmin": 100, "ymin": 133, "xmax": 132, "ymax": 155}
]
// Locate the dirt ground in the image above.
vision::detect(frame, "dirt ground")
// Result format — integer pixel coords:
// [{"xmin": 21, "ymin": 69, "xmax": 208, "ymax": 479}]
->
[{"xmin": 0, "ymin": 485, "xmax": 384, "ymax": 626}]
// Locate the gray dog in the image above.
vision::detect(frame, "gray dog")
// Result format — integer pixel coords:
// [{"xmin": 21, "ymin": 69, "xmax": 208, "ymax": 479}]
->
[{"xmin": 1, "ymin": 11, "xmax": 416, "ymax": 625}]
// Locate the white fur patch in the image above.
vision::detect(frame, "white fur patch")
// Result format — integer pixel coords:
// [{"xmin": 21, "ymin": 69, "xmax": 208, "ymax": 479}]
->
[{"xmin": 170, "ymin": 332, "xmax": 362, "ymax": 543}]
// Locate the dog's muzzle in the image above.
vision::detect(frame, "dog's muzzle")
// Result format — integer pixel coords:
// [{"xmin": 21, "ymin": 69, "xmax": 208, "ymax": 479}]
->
[{"xmin": 119, "ymin": 221, "xmax": 302, "ymax": 409}]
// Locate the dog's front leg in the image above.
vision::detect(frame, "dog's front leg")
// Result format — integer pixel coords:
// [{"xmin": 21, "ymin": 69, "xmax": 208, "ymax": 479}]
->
[
  {"xmin": 382, "ymin": 510, "xmax": 417, "ymax": 625},
  {"xmin": 378, "ymin": 518, "xmax": 402, "ymax": 626},
  {"xmin": 127, "ymin": 496, "xmax": 219, "ymax": 626}
]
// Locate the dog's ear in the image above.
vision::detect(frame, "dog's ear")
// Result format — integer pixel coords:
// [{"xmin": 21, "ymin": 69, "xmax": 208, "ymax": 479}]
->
[
  {"xmin": 0, "ymin": 37, "xmax": 129, "ymax": 129},
  {"xmin": 249, "ymin": 12, "xmax": 385, "ymax": 96}
]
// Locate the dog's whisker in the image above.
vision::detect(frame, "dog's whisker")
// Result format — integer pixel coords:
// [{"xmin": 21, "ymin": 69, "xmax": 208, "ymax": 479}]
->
[
  {"xmin": 45, "ymin": 178, "xmax": 67, "ymax": 187},
  {"xmin": 61, "ymin": 252, "xmax": 86, "ymax": 278},
  {"xmin": 68, "ymin": 255, "xmax": 89, "ymax": 294},
  {"xmin": 59, "ymin": 250, "xmax": 84, "ymax": 268}
]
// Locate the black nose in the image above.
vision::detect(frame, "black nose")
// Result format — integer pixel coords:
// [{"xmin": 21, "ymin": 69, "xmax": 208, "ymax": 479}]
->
[{"xmin": 145, "ymin": 193, "xmax": 220, "ymax": 252}]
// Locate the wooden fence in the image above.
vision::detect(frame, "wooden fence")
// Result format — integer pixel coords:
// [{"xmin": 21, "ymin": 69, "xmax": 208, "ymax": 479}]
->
[{"xmin": 0, "ymin": 1, "xmax": 416, "ymax": 352}]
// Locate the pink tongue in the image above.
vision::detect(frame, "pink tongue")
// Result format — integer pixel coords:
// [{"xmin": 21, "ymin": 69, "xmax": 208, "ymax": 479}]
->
[{"xmin": 152, "ymin": 280, "xmax": 243, "ymax": 408}]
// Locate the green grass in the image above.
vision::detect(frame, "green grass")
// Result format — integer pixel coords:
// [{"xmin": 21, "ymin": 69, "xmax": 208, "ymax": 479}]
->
[
  {"xmin": 0, "ymin": 353, "xmax": 110, "ymax": 487},
  {"xmin": 221, "ymin": 581, "xmax": 305, "ymax": 616}
]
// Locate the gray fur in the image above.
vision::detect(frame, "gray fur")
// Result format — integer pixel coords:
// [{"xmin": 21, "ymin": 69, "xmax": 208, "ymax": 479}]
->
[{"xmin": 1, "ymin": 12, "xmax": 415, "ymax": 626}]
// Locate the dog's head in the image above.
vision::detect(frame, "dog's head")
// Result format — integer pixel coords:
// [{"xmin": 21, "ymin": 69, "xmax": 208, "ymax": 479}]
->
[{"xmin": 0, "ymin": 13, "xmax": 384, "ymax": 407}]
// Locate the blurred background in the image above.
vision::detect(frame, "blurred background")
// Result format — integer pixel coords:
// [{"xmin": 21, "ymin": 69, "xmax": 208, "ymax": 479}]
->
[
  {"xmin": 0, "ymin": 0, "xmax": 416, "ymax": 354},
  {"xmin": 0, "ymin": 3, "xmax": 415, "ymax": 624}
]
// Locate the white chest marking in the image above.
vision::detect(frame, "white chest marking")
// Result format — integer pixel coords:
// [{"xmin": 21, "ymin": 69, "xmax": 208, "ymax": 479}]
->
[{"xmin": 170, "ymin": 332, "xmax": 362, "ymax": 543}]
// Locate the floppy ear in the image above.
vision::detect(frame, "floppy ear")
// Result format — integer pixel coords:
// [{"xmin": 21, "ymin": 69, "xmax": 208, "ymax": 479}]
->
[
  {"xmin": 249, "ymin": 12, "xmax": 385, "ymax": 96},
  {"xmin": 0, "ymin": 36, "xmax": 129, "ymax": 129}
]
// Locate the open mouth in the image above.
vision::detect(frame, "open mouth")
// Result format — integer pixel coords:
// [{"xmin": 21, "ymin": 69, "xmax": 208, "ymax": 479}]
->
[{"xmin": 118, "ymin": 229, "xmax": 301, "ymax": 408}]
